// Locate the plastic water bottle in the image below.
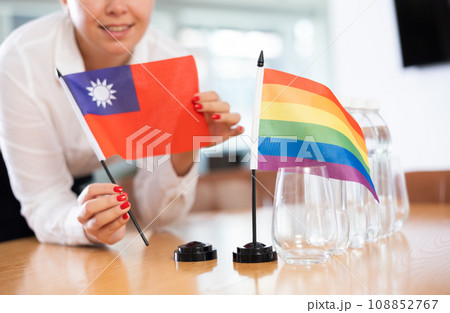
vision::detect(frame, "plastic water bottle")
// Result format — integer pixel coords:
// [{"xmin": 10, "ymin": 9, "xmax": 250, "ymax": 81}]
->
[
  {"xmin": 357, "ymin": 100, "xmax": 382, "ymax": 242},
  {"xmin": 364, "ymin": 99, "xmax": 395, "ymax": 237},
  {"xmin": 328, "ymin": 98, "xmax": 350, "ymax": 254},
  {"xmin": 340, "ymin": 97, "xmax": 376, "ymax": 248}
]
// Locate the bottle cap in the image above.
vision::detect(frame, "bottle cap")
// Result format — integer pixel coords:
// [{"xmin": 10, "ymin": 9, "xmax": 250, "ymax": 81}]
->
[
  {"xmin": 365, "ymin": 98, "xmax": 380, "ymax": 110},
  {"xmin": 350, "ymin": 97, "xmax": 365, "ymax": 109},
  {"xmin": 337, "ymin": 96, "xmax": 352, "ymax": 109},
  {"xmin": 174, "ymin": 241, "xmax": 217, "ymax": 262}
]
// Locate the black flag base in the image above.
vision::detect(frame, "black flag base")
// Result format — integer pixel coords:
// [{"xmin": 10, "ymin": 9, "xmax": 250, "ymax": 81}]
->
[
  {"xmin": 233, "ymin": 242, "xmax": 277, "ymax": 263},
  {"xmin": 174, "ymin": 241, "xmax": 217, "ymax": 262}
]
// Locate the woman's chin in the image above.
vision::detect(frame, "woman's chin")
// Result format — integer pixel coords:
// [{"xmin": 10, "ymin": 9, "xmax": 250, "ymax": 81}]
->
[
  {"xmin": 103, "ymin": 44, "xmax": 135, "ymax": 56},
  {"xmin": 95, "ymin": 38, "xmax": 136, "ymax": 56}
]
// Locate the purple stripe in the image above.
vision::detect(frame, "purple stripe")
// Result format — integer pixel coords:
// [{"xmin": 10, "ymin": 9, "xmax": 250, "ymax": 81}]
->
[{"xmin": 259, "ymin": 155, "xmax": 379, "ymax": 202}]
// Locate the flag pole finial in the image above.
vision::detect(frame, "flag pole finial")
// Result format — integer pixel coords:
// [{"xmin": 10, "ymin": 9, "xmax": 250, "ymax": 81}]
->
[
  {"xmin": 257, "ymin": 50, "xmax": 264, "ymax": 67},
  {"xmin": 55, "ymin": 68, "xmax": 62, "ymax": 78}
]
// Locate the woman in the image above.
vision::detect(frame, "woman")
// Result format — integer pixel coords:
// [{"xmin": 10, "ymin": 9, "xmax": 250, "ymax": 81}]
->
[{"xmin": 0, "ymin": 0, "xmax": 243, "ymax": 245}]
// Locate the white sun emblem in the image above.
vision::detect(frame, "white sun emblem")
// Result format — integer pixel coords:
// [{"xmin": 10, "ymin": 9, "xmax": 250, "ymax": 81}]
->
[{"xmin": 86, "ymin": 79, "xmax": 117, "ymax": 108}]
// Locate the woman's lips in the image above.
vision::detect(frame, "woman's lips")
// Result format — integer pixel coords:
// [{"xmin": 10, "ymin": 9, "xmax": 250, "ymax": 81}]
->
[{"xmin": 100, "ymin": 24, "xmax": 133, "ymax": 39}]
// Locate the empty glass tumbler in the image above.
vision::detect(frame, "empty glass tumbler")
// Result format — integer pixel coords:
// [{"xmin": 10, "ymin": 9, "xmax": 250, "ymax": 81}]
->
[
  {"xmin": 391, "ymin": 156, "xmax": 409, "ymax": 231},
  {"xmin": 329, "ymin": 179, "xmax": 349, "ymax": 255},
  {"xmin": 346, "ymin": 181, "xmax": 367, "ymax": 248},
  {"xmin": 272, "ymin": 166, "xmax": 338, "ymax": 265}
]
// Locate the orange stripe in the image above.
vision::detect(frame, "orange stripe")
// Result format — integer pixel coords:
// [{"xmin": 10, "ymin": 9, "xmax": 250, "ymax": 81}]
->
[
  {"xmin": 261, "ymin": 84, "xmax": 366, "ymax": 154},
  {"xmin": 263, "ymin": 68, "xmax": 365, "ymax": 140}
]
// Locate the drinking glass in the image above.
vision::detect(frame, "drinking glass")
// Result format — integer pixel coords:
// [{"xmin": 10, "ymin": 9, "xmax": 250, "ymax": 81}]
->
[
  {"xmin": 272, "ymin": 166, "xmax": 338, "ymax": 265},
  {"xmin": 329, "ymin": 179, "xmax": 349, "ymax": 255},
  {"xmin": 391, "ymin": 156, "xmax": 409, "ymax": 231},
  {"xmin": 365, "ymin": 156, "xmax": 381, "ymax": 242},
  {"xmin": 374, "ymin": 153, "xmax": 395, "ymax": 237},
  {"xmin": 346, "ymin": 181, "xmax": 366, "ymax": 248}
]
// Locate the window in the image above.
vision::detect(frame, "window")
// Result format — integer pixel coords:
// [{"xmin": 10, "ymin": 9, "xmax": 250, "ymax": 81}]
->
[{"xmin": 153, "ymin": 2, "xmax": 329, "ymax": 171}]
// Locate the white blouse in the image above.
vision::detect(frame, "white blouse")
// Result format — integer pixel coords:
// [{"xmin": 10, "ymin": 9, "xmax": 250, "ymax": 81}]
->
[{"xmin": 0, "ymin": 12, "xmax": 198, "ymax": 245}]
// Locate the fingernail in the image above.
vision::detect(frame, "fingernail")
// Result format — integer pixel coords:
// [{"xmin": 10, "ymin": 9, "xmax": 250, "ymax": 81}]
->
[
  {"xmin": 122, "ymin": 191, "xmax": 128, "ymax": 198},
  {"xmin": 194, "ymin": 104, "xmax": 203, "ymax": 110},
  {"xmin": 212, "ymin": 114, "xmax": 221, "ymax": 120},
  {"xmin": 122, "ymin": 213, "xmax": 129, "ymax": 220},
  {"xmin": 192, "ymin": 96, "xmax": 200, "ymax": 103},
  {"xmin": 238, "ymin": 126, "xmax": 244, "ymax": 132},
  {"xmin": 120, "ymin": 202, "xmax": 130, "ymax": 210},
  {"xmin": 113, "ymin": 186, "xmax": 123, "ymax": 193},
  {"xmin": 117, "ymin": 194, "xmax": 127, "ymax": 202}
]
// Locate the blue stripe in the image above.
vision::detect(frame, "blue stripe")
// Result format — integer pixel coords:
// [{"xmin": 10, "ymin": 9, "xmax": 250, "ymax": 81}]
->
[{"xmin": 258, "ymin": 136, "xmax": 374, "ymax": 190}]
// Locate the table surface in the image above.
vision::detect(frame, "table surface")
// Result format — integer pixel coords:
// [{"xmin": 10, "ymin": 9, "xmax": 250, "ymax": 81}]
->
[{"xmin": 0, "ymin": 203, "xmax": 449, "ymax": 295}]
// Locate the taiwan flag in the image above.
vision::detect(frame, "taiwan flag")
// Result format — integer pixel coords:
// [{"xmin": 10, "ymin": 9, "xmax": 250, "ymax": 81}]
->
[{"xmin": 59, "ymin": 55, "xmax": 211, "ymax": 161}]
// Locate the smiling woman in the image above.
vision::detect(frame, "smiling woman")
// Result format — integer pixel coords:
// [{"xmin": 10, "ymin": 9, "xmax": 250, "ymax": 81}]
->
[
  {"xmin": 61, "ymin": 0, "xmax": 155, "ymax": 70},
  {"xmin": 0, "ymin": 0, "xmax": 242, "ymax": 245}
]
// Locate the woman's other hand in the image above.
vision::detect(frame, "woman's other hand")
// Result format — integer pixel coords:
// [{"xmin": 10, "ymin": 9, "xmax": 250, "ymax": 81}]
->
[
  {"xmin": 192, "ymin": 91, "xmax": 244, "ymax": 144},
  {"xmin": 77, "ymin": 183, "xmax": 130, "ymax": 245}
]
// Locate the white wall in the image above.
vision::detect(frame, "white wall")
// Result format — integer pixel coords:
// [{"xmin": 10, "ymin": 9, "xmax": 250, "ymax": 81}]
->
[{"xmin": 327, "ymin": 0, "xmax": 450, "ymax": 172}]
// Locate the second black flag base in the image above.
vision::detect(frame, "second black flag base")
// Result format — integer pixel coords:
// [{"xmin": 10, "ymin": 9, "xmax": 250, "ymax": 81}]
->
[
  {"xmin": 233, "ymin": 242, "xmax": 277, "ymax": 263},
  {"xmin": 232, "ymin": 51, "xmax": 277, "ymax": 264}
]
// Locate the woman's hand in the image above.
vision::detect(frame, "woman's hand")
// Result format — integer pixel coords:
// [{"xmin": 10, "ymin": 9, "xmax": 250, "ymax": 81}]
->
[
  {"xmin": 192, "ymin": 91, "xmax": 244, "ymax": 144},
  {"xmin": 171, "ymin": 91, "xmax": 244, "ymax": 176},
  {"xmin": 77, "ymin": 183, "xmax": 130, "ymax": 245}
]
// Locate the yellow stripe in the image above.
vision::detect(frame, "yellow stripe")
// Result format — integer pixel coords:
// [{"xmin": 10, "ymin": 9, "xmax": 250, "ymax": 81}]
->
[
  {"xmin": 262, "ymin": 84, "xmax": 366, "ymax": 153},
  {"xmin": 260, "ymin": 101, "xmax": 369, "ymax": 167}
]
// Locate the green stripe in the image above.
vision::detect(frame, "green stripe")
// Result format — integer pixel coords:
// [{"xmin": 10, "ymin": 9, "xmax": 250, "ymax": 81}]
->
[{"xmin": 259, "ymin": 119, "xmax": 370, "ymax": 173}]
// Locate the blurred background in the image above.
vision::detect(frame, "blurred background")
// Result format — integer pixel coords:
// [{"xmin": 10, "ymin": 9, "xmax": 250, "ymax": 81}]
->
[{"xmin": 1, "ymin": 0, "xmax": 449, "ymax": 176}]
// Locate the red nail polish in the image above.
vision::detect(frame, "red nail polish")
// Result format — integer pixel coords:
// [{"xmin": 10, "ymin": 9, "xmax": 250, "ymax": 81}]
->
[
  {"xmin": 192, "ymin": 96, "xmax": 200, "ymax": 103},
  {"xmin": 113, "ymin": 186, "xmax": 123, "ymax": 193},
  {"xmin": 238, "ymin": 126, "xmax": 244, "ymax": 131},
  {"xmin": 194, "ymin": 104, "xmax": 203, "ymax": 110},
  {"xmin": 123, "ymin": 213, "xmax": 129, "ymax": 220},
  {"xmin": 122, "ymin": 191, "xmax": 128, "ymax": 198},
  {"xmin": 120, "ymin": 202, "xmax": 130, "ymax": 210},
  {"xmin": 117, "ymin": 194, "xmax": 127, "ymax": 202},
  {"xmin": 212, "ymin": 114, "xmax": 221, "ymax": 120}
]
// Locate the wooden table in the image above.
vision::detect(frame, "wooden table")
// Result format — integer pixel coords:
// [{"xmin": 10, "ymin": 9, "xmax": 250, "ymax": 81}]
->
[{"xmin": 0, "ymin": 204, "xmax": 449, "ymax": 295}]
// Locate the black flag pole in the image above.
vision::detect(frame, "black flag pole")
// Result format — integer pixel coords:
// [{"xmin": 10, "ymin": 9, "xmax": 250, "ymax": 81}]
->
[
  {"xmin": 57, "ymin": 68, "xmax": 148, "ymax": 246},
  {"xmin": 252, "ymin": 169, "xmax": 257, "ymax": 245},
  {"xmin": 232, "ymin": 51, "xmax": 277, "ymax": 263},
  {"xmin": 251, "ymin": 51, "xmax": 265, "ymax": 246},
  {"xmin": 100, "ymin": 161, "xmax": 149, "ymax": 246}
]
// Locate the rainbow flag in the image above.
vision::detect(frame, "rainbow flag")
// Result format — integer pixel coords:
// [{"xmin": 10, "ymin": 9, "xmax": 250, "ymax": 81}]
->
[{"xmin": 252, "ymin": 68, "xmax": 378, "ymax": 201}]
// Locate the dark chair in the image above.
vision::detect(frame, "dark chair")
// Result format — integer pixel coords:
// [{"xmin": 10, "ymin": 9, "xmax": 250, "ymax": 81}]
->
[{"xmin": 405, "ymin": 170, "xmax": 450, "ymax": 204}]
